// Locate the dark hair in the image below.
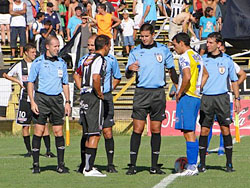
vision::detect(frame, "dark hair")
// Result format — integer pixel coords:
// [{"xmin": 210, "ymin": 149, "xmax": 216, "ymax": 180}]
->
[
  {"xmin": 24, "ymin": 43, "xmax": 36, "ymax": 53},
  {"xmin": 44, "ymin": 20, "xmax": 52, "ymax": 26},
  {"xmin": 140, "ymin": 23, "xmax": 154, "ymax": 34},
  {"xmin": 207, "ymin": 32, "xmax": 223, "ymax": 43},
  {"xmin": 75, "ymin": 6, "xmax": 82, "ymax": 11},
  {"xmin": 98, "ymin": 4, "xmax": 106, "ymax": 11},
  {"xmin": 205, "ymin": 7, "xmax": 213, "ymax": 17},
  {"xmin": 172, "ymin": 32, "xmax": 190, "ymax": 46},
  {"xmin": 95, "ymin": 35, "xmax": 110, "ymax": 51},
  {"xmin": 45, "ymin": 36, "xmax": 59, "ymax": 46},
  {"xmin": 81, "ymin": 12, "xmax": 88, "ymax": 17},
  {"xmin": 36, "ymin": 12, "xmax": 44, "ymax": 19}
]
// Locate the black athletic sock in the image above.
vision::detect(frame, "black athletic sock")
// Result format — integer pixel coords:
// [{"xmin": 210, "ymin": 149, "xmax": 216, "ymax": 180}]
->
[
  {"xmin": 23, "ymin": 135, "xmax": 31, "ymax": 152},
  {"xmin": 151, "ymin": 133, "xmax": 161, "ymax": 168},
  {"xmin": 80, "ymin": 135, "xmax": 87, "ymax": 166},
  {"xmin": 85, "ymin": 148, "xmax": 97, "ymax": 171},
  {"xmin": 43, "ymin": 135, "xmax": 51, "ymax": 152},
  {"xmin": 130, "ymin": 131, "xmax": 142, "ymax": 166},
  {"xmin": 55, "ymin": 136, "xmax": 65, "ymax": 166},
  {"xmin": 32, "ymin": 135, "xmax": 42, "ymax": 164},
  {"xmin": 105, "ymin": 137, "xmax": 114, "ymax": 165},
  {"xmin": 223, "ymin": 134, "xmax": 233, "ymax": 165},
  {"xmin": 199, "ymin": 135, "xmax": 208, "ymax": 166}
]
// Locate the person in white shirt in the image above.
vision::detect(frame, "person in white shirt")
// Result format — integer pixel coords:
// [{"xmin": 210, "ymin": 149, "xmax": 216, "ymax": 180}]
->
[
  {"xmin": 32, "ymin": 12, "xmax": 45, "ymax": 52},
  {"xmin": 132, "ymin": 0, "xmax": 143, "ymax": 40},
  {"xmin": 121, "ymin": 10, "xmax": 135, "ymax": 55}
]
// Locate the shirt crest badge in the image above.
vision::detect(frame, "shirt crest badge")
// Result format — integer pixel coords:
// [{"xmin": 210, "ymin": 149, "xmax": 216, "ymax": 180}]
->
[
  {"xmin": 155, "ymin": 53, "xmax": 163, "ymax": 63},
  {"xmin": 218, "ymin": 66, "xmax": 225, "ymax": 74}
]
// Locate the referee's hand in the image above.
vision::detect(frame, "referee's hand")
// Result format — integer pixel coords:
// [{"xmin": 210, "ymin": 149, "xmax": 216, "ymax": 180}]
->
[
  {"xmin": 31, "ymin": 101, "xmax": 39, "ymax": 115},
  {"xmin": 65, "ymin": 103, "xmax": 71, "ymax": 116},
  {"xmin": 129, "ymin": 61, "xmax": 140, "ymax": 72}
]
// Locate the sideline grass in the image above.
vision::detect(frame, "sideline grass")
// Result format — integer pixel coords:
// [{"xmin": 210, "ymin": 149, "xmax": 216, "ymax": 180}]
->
[{"xmin": 0, "ymin": 135, "xmax": 249, "ymax": 188}]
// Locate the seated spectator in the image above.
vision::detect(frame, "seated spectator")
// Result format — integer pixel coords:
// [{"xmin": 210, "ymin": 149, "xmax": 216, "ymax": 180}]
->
[
  {"xmin": 67, "ymin": 6, "xmax": 82, "ymax": 40},
  {"xmin": 199, "ymin": 7, "xmax": 216, "ymax": 55},
  {"xmin": 0, "ymin": 0, "xmax": 11, "ymax": 46},
  {"xmin": 40, "ymin": 20, "xmax": 56, "ymax": 54},
  {"xmin": 9, "ymin": 0, "xmax": 27, "ymax": 59},
  {"xmin": 121, "ymin": 10, "xmax": 135, "ymax": 55},
  {"xmin": 32, "ymin": 12, "xmax": 45, "ymax": 52},
  {"xmin": 44, "ymin": 2, "xmax": 60, "ymax": 34}
]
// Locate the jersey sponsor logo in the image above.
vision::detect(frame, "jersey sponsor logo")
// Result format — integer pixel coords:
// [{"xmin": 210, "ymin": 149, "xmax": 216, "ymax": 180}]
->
[
  {"xmin": 218, "ymin": 66, "xmax": 226, "ymax": 74},
  {"xmin": 155, "ymin": 53, "xmax": 163, "ymax": 63}
]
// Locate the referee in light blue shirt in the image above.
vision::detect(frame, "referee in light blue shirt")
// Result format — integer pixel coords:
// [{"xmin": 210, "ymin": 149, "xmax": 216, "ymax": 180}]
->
[
  {"xmin": 27, "ymin": 36, "xmax": 71, "ymax": 174},
  {"xmin": 198, "ymin": 32, "xmax": 240, "ymax": 173},
  {"xmin": 125, "ymin": 23, "xmax": 178, "ymax": 175}
]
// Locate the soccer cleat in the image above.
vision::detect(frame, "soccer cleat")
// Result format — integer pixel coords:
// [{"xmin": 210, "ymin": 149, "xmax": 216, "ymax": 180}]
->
[
  {"xmin": 126, "ymin": 164, "xmax": 137, "ymax": 175},
  {"xmin": 24, "ymin": 151, "xmax": 32, "ymax": 157},
  {"xmin": 150, "ymin": 164, "xmax": 166, "ymax": 174},
  {"xmin": 180, "ymin": 167, "xmax": 199, "ymax": 176},
  {"xmin": 226, "ymin": 164, "xmax": 235, "ymax": 172},
  {"xmin": 218, "ymin": 149, "xmax": 225, "ymax": 156},
  {"xmin": 198, "ymin": 164, "xmax": 207, "ymax": 173},
  {"xmin": 45, "ymin": 151, "xmax": 56, "ymax": 158},
  {"xmin": 106, "ymin": 164, "xmax": 118, "ymax": 173},
  {"xmin": 32, "ymin": 163, "xmax": 40, "ymax": 174},
  {"xmin": 83, "ymin": 168, "xmax": 107, "ymax": 177},
  {"xmin": 57, "ymin": 163, "xmax": 69, "ymax": 174}
]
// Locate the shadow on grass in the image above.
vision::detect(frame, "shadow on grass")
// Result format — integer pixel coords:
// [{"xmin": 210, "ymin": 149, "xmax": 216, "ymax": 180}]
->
[
  {"xmin": 28, "ymin": 165, "xmax": 70, "ymax": 173},
  {"xmin": 206, "ymin": 165, "xmax": 225, "ymax": 171}
]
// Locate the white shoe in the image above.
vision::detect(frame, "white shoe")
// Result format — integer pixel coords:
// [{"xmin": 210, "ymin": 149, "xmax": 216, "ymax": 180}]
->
[
  {"xmin": 83, "ymin": 168, "xmax": 107, "ymax": 177},
  {"xmin": 180, "ymin": 167, "xmax": 199, "ymax": 176}
]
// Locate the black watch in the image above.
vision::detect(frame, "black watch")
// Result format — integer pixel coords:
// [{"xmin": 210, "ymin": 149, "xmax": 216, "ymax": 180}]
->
[
  {"xmin": 235, "ymin": 97, "xmax": 240, "ymax": 101},
  {"xmin": 65, "ymin": 100, "xmax": 71, "ymax": 104}
]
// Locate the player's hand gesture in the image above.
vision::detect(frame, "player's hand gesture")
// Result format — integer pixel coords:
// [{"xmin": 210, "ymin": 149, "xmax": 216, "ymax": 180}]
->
[
  {"xmin": 31, "ymin": 101, "xmax": 39, "ymax": 115},
  {"xmin": 129, "ymin": 61, "xmax": 140, "ymax": 72}
]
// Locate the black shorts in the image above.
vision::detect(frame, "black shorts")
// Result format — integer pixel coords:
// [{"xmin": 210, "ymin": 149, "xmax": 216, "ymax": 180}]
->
[
  {"xmin": 32, "ymin": 92, "xmax": 64, "ymax": 126},
  {"xmin": 16, "ymin": 99, "xmax": 32, "ymax": 125},
  {"xmin": 132, "ymin": 88, "xmax": 166, "ymax": 121},
  {"xmin": 79, "ymin": 92, "xmax": 104, "ymax": 135},
  {"xmin": 103, "ymin": 92, "xmax": 115, "ymax": 128},
  {"xmin": 199, "ymin": 93, "xmax": 232, "ymax": 127}
]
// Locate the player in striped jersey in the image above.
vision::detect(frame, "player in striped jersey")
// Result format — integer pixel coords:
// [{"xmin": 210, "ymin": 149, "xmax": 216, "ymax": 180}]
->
[{"xmin": 172, "ymin": 32, "xmax": 209, "ymax": 176}]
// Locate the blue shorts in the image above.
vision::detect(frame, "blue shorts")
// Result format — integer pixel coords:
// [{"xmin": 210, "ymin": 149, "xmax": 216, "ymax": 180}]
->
[
  {"xmin": 175, "ymin": 95, "xmax": 201, "ymax": 131},
  {"xmin": 123, "ymin": 36, "xmax": 135, "ymax": 46}
]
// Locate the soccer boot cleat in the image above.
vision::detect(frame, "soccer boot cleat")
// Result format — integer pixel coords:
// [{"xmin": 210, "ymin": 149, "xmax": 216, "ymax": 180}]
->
[
  {"xmin": 83, "ymin": 168, "xmax": 107, "ymax": 177},
  {"xmin": 106, "ymin": 164, "xmax": 118, "ymax": 173},
  {"xmin": 226, "ymin": 164, "xmax": 235, "ymax": 172},
  {"xmin": 198, "ymin": 164, "xmax": 207, "ymax": 173},
  {"xmin": 57, "ymin": 163, "xmax": 69, "ymax": 174},
  {"xmin": 150, "ymin": 164, "xmax": 166, "ymax": 174},
  {"xmin": 32, "ymin": 163, "xmax": 40, "ymax": 174},
  {"xmin": 45, "ymin": 151, "xmax": 56, "ymax": 158},
  {"xmin": 24, "ymin": 151, "xmax": 32, "ymax": 157},
  {"xmin": 180, "ymin": 165, "xmax": 199, "ymax": 176},
  {"xmin": 126, "ymin": 164, "xmax": 137, "ymax": 175}
]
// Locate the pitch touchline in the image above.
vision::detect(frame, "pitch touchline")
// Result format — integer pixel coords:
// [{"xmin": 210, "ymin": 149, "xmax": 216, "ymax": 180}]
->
[{"xmin": 153, "ymin": 136, "xmax": 245, "ymax": 188}]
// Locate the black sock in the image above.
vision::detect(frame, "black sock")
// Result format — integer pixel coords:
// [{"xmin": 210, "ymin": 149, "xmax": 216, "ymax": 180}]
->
[
  {"xmin": 23, "ymin": 135, "xmax": 31, "ymax": 152},
  {"xmin": 32, "ymin": 135, "xmax": 42, "ymax": 165},
  {"xmin": 199, "ymin": 135, "xmax": 208, "ymax": 166},
  {"xmin": 43, "ymin": 135, "xmax": 51, "ymax": 152},
  {"xmin": 130, "ymin": 131, "xmax": 142, "ymax": 166},
  {"xmin": 80, "ymin": 135, "xmax": 87, "ymax": 167},
  {"xmin": 55, "ymin": 136, "xmax": 65, "ymax": 166},
  {"xmin": 223, "ymin": 134, "xmax": 233, "ymax": 165},
  {"xmin": 151, "ymin": 133, "xmax": 161, "ymax": 168},
  {"xmin": 105, "ymin": 137, "xmax": 114, "ymax": 165},
  {"xmin": 85, "ymin": 147, "xmax": 97, "ymax": 171}
]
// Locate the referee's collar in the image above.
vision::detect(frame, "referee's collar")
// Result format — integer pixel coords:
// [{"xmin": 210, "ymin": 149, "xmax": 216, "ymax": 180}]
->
[
  {"xmin": 141, "ymin": 41, "xmax": 157, "ymax": 49},
  {"xmin": 44, "ymin": 53, "xmax": 59, "ymax": 62},
  {"xmin": 207, "ymin": 52, "xmax": 223, "ymax": 58}
]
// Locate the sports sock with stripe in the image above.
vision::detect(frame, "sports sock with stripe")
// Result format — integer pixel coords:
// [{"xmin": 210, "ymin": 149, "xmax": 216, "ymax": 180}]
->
[
  {"xmin": 130, "ymin": 131, "xmax": 142, "ymax": 166},
  {"xmin": 223, "ymin": 134, "xmax": 233, "ymax": 165},
  {"xmin": 32, "ymin": 135, "xmax": 42, "ymax": 164},
  {"xmin": 43, "ymin": 135, "xmax": 51, "ymax": 152},
  {"xmin": 105, "ymin": 137, "xmax": 114, "ymax": 165},
  {"xmin": 199, "ymin": 135, "xmax": 208, "ymax": 166},
  {"xmin": 151, "ymin": 133, "xmax": 161, "ymax": 168},
  {"xmin": 23, "ymin": 135, "xmax": 31, "ymax": 152},
  {"xmin": 55, "ymin": 136, "xmax": 65, "ymax": 166},
  {"xmin": 85, "ymin": 148, "xmax": 97, "ymax": 171}
]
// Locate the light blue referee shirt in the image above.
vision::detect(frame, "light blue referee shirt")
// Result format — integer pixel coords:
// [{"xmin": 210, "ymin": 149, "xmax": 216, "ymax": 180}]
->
[
  {"xmin": 202, "ymin": 53, "xmax": 238, "ymax": 95},
  {"xmin": 126, "ymin": 42, "xmax": 174, "ymax": 88},
  {"xmin": 104, "ymin": 54, "xmax": 122, "ymax": 93},
  {"xmin": 28, "ymin": 54, "xmax": 69, "ymax": 95}
]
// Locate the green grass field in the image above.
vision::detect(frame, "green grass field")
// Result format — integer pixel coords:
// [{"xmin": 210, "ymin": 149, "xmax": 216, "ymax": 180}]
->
[{"xmin": 0, "ymin": 134, "xmax": 250, "ymax": 188}]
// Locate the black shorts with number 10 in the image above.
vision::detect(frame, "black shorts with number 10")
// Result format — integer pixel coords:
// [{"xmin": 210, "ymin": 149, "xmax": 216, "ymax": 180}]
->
[{"xmin": 132, "ymin": 88, "xmax": 166, "ymax": 121}]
